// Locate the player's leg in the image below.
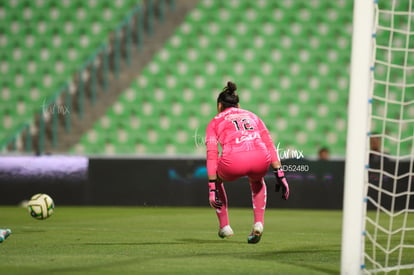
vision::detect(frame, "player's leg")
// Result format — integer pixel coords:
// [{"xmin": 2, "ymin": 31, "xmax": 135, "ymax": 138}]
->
[
  {"xmin": 215, "ymin": 155, "xmax": 241, "ymax": 239},
  {"xmin": 247, "ymin": 177, "xmax": 266, "ymax": 244},
  {"xmin": 246, "ymin": 150, "xmax": 270, "ymax": 244},
  {"xmin": 215, "ymin": 178, "xmax": 233, "ymax": 238},
  {"xmin": 249, "ymin": 177, "xmax": 267, "ymax": 226}
]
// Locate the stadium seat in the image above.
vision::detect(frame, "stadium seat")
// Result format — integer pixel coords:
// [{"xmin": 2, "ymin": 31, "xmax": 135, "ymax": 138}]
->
[
  {"xmin": 0, "ymin": 0, "xmax": 142, "ymax": 147},
  {"xmin": 62, "ymin": 0, "xmax": 400, "ymax": 157}
]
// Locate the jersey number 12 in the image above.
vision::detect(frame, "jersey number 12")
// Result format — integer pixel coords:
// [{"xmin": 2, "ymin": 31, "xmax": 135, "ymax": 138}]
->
[{"xmin": 232, "ymin": 118, "xmax": 254, "ymax": 131}]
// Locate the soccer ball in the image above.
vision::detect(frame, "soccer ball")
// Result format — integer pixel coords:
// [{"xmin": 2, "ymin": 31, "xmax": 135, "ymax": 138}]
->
[{"xmin": 27, "ymin": 193, "xmax": 55, "ymax": 220}]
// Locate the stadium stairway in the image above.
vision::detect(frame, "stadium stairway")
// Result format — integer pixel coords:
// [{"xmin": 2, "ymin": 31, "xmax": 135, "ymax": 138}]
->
[{"xmin": 41, "ymin": 0, "xmax": 200, "ymax": 153}]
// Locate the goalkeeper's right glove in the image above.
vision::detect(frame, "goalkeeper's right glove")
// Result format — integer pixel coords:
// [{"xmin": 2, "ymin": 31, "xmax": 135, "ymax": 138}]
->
[
  {"xmin": 208, "ymin": 181, "xmax": 223, "ymax": 209},
  {"xmin": 274, "ymin": 167, "xmax": 290, "ymax": 200}
]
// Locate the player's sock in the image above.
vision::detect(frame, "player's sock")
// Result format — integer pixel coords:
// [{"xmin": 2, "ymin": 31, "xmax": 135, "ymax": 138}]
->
[
  {"xmin": 249, "ymin": 178, "xmax": 267, "ymax": 225},
  {"xmin": 215, "ymin": 182, "xmax": 230, "ymax": 229}
]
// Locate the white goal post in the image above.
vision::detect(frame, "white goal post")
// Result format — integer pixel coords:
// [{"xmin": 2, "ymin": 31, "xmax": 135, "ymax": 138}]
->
[
  {"xmin": 341, "ymin": 0, "xmax": 374, "ymax": 273},
  {"xmin": 341, "ymin": 0, "xmax": 414, "ymax": 274}
]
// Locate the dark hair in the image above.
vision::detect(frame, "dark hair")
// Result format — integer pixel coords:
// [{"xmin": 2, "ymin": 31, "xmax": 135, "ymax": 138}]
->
[{"xmin": 217, "ymin": 81, "xmax": 239, "ymax": 110}]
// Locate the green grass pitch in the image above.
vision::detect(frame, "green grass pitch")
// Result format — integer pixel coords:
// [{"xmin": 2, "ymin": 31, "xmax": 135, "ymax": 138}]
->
[{"xmin": 0, "ymin": 207, "xmax": 342, "ymax": 274}]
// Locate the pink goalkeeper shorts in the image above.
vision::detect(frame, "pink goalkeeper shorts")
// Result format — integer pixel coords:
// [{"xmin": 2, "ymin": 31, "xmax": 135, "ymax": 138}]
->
[{"xmin": 217, "ymin": 150, "xmax": 271, "ymax": 182}]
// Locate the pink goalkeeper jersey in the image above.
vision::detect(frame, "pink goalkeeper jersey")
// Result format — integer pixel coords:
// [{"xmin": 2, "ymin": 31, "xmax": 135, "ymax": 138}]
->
[{"xmin": 205, "ymin": 107, "xmax": 279, "ymax": 176}]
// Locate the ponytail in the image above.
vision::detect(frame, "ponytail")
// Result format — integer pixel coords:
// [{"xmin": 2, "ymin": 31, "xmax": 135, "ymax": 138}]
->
[{"xmin": 217, "ymin": 81, "xmax": 239, "ymax": 110}]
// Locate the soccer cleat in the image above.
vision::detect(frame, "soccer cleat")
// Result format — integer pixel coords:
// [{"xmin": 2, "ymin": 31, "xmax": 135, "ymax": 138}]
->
[
  {"xmin": 1, "ymin": 229, "xmax": 11, "ymax": 240},
  {"xmin": 0, "ymin": 235, "xmax": 3, "ymax": 243},
  {"xmin": 218, "ymin": 225, "xmax": 234, "ymax": 239},
  {"xmin": 247, "ymin": 222, "xmax": 263, "ymax": 244}
]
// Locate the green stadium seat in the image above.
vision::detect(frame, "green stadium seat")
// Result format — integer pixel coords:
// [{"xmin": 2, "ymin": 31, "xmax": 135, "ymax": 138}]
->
[
  {"xmin": 0, "ymin": 0, "xmax": 145, "ymax": 147},
  {"xmin": 69, "ymin": 0, "xmax": 374, "ymax": 157}
]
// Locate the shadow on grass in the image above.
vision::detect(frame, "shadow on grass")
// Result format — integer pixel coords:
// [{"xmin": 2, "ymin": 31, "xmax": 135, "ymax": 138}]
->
[
  {"xmin": 177, "ymin": 238, "xmax": 237, "ymax": 244},
  {"xmin": 42, "ymin": 257, "xmax": 147, "ymax": 274},
  {"xmin": 241, "ymin": 246, "xmax": 340, "ymax": 275},
  {"xmin": 42, "ymin": 242, "xmax": 225, "ymax": 274},
  {"xmin": 19, "ymin": 229, "xmax": 47, "ymax": 233},
  {"xmin": 82, "ymin": 241, "xmax": 183, "ymax": 246},
  {"xmin": 179, "ymin": 238, "xmax": 339, "ymax": 274},
  {"xmin": 81, "ymin": 238, "xmax": 233, "ymax": 246},
  {"xmin": 45, "ymin": 240, "xmax": 338, "ymax": 274},
  {"xmin": 179, "ymin": 239, "xmax": 339, "ymax": 274}
]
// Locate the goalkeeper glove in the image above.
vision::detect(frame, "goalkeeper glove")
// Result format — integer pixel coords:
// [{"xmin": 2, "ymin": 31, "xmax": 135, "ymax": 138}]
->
[
  {"xmin": 208, "ymin": 181, "xmax": 223, "ymax": 209},
  {"xmin": 274, "ymin": 167, "xmax": 290, "ymax": 200}
]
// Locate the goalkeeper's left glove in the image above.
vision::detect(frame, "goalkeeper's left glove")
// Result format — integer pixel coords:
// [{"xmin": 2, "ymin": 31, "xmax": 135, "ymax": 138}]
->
[{"xmin": 274, "ymin": 167, "xmax": 290, "ymax": 200}]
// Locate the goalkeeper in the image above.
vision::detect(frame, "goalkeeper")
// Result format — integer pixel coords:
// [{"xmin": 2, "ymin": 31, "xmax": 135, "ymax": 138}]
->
[{"xmin": 205, "ymin": 81, "xmax": 289, "ymax": 244}]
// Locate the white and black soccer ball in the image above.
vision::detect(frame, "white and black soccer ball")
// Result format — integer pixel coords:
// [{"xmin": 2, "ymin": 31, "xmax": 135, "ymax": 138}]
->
[{"xmin": 27, "ymin": 193, "xmax": 55, "ymax": 220}]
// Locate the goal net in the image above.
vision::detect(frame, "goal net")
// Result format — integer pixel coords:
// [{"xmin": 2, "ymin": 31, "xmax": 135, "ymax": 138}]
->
[{"xmin": 342, "ymin": 0, "xmax": 414, "ymax": 274}]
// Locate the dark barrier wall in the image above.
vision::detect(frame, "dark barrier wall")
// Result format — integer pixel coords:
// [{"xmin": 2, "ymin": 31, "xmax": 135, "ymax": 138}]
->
[
  {"xmin": 0, "ymin": 156, "xmax": 88, "ymax": 205},
  {"xmin": 1, "ymin": 156, "xmax": 412, "ymax": 209},
  {"xmin": 86, "ymin": 158, "xmax": 345, "ymax": 209}
]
